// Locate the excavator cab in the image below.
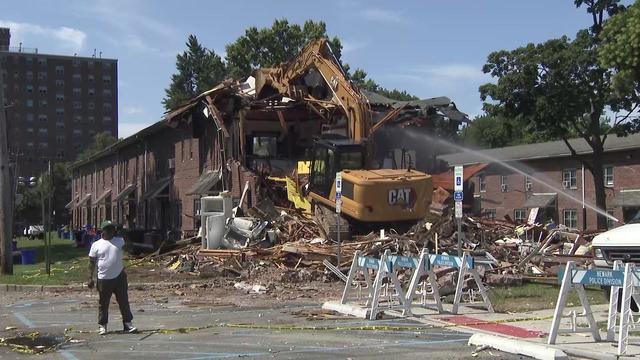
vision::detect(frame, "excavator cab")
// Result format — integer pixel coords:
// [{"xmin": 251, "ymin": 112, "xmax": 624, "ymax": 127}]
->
[{"xmin": 308, "ymin": 138, "xmax": 365, "ymax": 199}]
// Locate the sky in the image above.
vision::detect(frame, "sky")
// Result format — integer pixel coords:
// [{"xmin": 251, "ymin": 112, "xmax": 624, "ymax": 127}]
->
[{"xmin": 0, "ymin": 0, "xmax": 616, "ymax": 138}]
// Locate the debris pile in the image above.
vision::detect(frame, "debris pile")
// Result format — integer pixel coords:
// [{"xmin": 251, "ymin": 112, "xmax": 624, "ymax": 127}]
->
[{"xmin": 143, "ymin": 197, "xmax": 597, "ymax": 292}]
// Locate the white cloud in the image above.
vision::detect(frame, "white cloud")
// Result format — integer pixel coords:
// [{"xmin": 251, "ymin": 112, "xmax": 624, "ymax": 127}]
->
[
  {"xmin": 123, "ymin": 106, "xmax": 146, "ymax": 115},
  {"xmin": 361, "ymin": 8, "xmax": 404, "ymax": 23},
  {"xmin": 118, "ymin": 121, "xmax": 153, "ymax": 138},
  {"xmin": 0, "ymin": 20, "xmax": 86, "ymax": 52},
  {"xmin": 414, "ymin": 64, "xmax": 488, "ymax": 81},
  {"xmin": 342, "ymin": 40, "xmax": 368, "ymax": 54}
]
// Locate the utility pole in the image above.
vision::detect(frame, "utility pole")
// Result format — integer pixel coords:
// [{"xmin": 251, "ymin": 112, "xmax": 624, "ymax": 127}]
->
[{"xmin": 0, "ymin": 60, "xmax": 13, "ymax": 275}]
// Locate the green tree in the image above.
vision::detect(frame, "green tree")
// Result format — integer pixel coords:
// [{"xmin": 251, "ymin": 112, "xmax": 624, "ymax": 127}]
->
[
  {"xmin": 162, "ymin": 35, "xmax": 227, "ymax": 110},
  {"xmin": 77, "ymin": 132, "xmax": 118, "ymax": 161},
  {"xmin": 460, "ymin": 115, "xmax": 524, "ymax": 148},
  {"xmin": 350, "ymin": 68, "xmax": 419, "ymax": 101},
  {"xmin": 598, "ymin": 0, "xmax": 640, "ymax": 102},
  {"xmin": 479, "ymin": 0, "xmax": 637, "ymax": 229},
  {"xmin": 225, "ymin": 19, "xmax": 343, "ymax": 80},
  {"xmin": 17, "ymin": 163, "xmax": 71, "ymax": 227}
]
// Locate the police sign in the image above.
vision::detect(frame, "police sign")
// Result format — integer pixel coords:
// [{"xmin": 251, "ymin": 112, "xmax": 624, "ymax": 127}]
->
[{"xmin": 557, "ymin": 268, "xmax": 625, "ymax": 287}]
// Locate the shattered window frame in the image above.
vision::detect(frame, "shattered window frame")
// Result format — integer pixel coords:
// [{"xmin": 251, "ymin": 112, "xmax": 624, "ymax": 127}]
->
[{"xmin": 251, "ymin": 135, "xmax": 278, "ymax": 158}]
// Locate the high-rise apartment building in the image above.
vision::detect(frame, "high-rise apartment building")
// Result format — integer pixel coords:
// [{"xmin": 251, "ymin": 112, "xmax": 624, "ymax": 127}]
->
[{"xmin": 0, "ymin": 27, "xmax": 118, "ymax": 178}]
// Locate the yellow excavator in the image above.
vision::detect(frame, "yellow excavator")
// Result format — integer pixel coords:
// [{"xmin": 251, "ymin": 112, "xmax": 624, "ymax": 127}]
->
[{"xmin": 255, "ymin": 38, "xmax": 432, "ymax": 239}]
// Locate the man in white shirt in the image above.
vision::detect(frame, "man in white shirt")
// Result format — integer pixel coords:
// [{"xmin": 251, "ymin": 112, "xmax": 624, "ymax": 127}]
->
[{"xmin": 88, "ymin": 220, "xmax": 136, "ymax": 335}]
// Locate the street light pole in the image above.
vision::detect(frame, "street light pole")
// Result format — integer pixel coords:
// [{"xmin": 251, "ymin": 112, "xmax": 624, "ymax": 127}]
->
[{"xmin": 0, "ymin": 60, "xmax": 13, "ymax": 275}]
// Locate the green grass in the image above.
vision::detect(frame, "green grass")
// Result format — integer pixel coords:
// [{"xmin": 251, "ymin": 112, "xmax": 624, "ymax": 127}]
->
[
  {"xmin": 489, "ymin": 282, "xmax": 608, "ymax": 313},
  {"xmin": 0, "ymin": 233, "xmax": 90, "ymax": 285}
]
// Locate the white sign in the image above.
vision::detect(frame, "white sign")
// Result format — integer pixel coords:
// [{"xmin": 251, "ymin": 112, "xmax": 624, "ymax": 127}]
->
[
  {"xmin": 454, "ymin": 166, "xmax": 463, "ymax": 192},
  {"xmin": 455, "ymin": 201, "xmax": 463, "ymax": 219},
  {"xmin": 527, "ymin": 207, "xmax": 539, "ymax": 225},
  {"xmin": 336, "ymin": 172, "xmax": 342, "ymax": 214}
]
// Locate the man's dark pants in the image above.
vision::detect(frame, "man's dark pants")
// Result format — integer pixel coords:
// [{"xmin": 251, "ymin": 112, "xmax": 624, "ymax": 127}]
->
[{"xmin": 97, "ymin": 270, "xmax": 133, "ymax": 326}]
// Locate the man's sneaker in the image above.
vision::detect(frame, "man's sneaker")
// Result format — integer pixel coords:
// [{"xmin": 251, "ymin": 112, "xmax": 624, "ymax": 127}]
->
[
  {"xmin": 123, "ymin": 322, "xmax": 137, "ymax": 333},
  {"xmin": 98, "ymin": 325, "xmax": 107, "ymax": 335}
]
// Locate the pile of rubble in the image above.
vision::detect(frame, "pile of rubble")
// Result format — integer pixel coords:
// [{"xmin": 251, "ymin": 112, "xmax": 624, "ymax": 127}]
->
[{"xmin": 150, "ymin": 199, "xmax": 598, "ymax": 290}]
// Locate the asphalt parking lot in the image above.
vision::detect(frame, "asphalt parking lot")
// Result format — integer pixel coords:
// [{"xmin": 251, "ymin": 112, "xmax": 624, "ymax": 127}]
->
[{"xmin": 0, "ymin": 293, "xmax": 517, "ymax": 359}]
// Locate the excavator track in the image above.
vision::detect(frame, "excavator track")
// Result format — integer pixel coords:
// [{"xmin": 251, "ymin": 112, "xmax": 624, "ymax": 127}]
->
[{"xmin": 313, "ymin": 202, "xmax": 351, "ymax": 241}]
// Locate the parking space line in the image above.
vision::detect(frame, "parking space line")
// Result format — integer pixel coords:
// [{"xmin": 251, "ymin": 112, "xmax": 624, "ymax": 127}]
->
[
  {"xmin": 14, "ymin": 312, "xmax": 35, "ymax": 328},
  {"xmin": 59, "ymin": 350, "xmax": 81, "ymax": 360}
]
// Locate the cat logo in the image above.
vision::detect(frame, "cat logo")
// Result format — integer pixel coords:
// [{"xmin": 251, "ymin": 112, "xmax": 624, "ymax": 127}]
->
[{"xmin": 388, "ymin": 188, "xmax": 416, "ymax": 209}]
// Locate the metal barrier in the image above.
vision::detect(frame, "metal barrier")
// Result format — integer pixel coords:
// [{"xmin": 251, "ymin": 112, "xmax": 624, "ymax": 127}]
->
[{"xmin": 339, "ymin": 250, "xmax": 493, "ymax": 319}]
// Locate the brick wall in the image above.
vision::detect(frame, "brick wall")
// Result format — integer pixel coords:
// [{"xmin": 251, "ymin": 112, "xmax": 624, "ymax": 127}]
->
[{"xmin": 467, "ymin": 149, "xmax": 640, "ymax": 230}]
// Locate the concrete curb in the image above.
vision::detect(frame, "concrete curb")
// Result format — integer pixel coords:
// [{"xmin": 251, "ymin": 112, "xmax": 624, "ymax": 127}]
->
[
  {"xmin": 468, "ymin": 333, "xmax": 568, "ymax": 360},
  {"xmin": 0, "ymin": 281, "xmax": 209, "ymax": 293}
]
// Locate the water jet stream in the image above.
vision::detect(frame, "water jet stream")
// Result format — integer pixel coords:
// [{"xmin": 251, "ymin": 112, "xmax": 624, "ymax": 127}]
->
[{"xmin": 407, "ymin": 130, "xmax": 619, "ymax": 224}]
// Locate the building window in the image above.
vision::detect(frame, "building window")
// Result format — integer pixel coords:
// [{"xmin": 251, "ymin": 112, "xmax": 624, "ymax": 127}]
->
[
  {"xmin": 37, "ymin": 72, "xmax": 47, "ymax": 80},
  {"xmin": 26, "ymin": 71, "xmax": 33, "ymax": 80},
  {"xmin": 73, "ymin": 101, "xmax": 82, "ymax": 110},
  {"xmin": 55, "ymin": 65, "xmax": 64, "ymax": 75},
  {"xmin": 37, "ymin": 57, "xmax": 46, "ymax": 66},
  {"xmin": 38, "ymin": 114, "xmax": 47, "ymax": 123},
  {"xmin": 485, "ymin": 209, "xmax": 496, "ymax": 220},
  {"xmin": 38, "ymin": 86, "xmax": 47, "ymax": 94},
  {"xmin": 606, "ymin": 208, "xmax": 616, "ymax": 229},
  {"xmin": 72, "ymin": 73, "xmax": 81, "ymax": 82},
  {"xmin": 39, "ymin": 100, "xmax": 48, "ymax": 108},
  {"xmin": 103, "ymin": 89, "xmax": 112, "ymax": 97},
  {"xmin": 73, "ymin": 115, "xmax": 81, "ymax": 123},
  {"xmin": 88, "ymin": 102, "xmax": 95, "ymax": 110},
  {"xmin": 27, "ymin": 128, "xmax": 34, "ymax": 135},
  {"xmin": 56, "ymin": 108, "xmax": 64, "ymax": 117},
  {"xmin": 26, "ymin": 85, "xmax": 33, "ymax": 93},
  {"xmin": 500, "ymin": 175, "xmax": 508, "ymax": 192},
  {"xmin": 72, "ymin": 60, "xmax": 80, "ymax": 68},
  {"xmin": 26, "ymin": 142, "xmax": 34, "ymax": 148},
  {"xmin": 56, "ymin": 93, "xmax": 64, "ymax": 101},
  {"xmin": 73, "ymin": 88, "xmax": 81, "ymax": 97},
  {"xmin": 38, "ymin": 128, "xmax": 48, "ymax": 135},
  {"xmin": 73, "ymin": 129, "xmax": 82, "ymax": 136},
  {"xmin": 26, "ymin": 57, "xmax": 33, "ymax": 65},
  {"xmin": 88, "ymin": 88, "xmax": 95, "ymax": 96},
  {"xmin": 26, "ymin": 113, "xmax": 34, "ymax": 122},
  {"xmin": 103, "ymin": 75, "xmax": 112, "ymax": 84},
  {"xmin": 514, "ymin": 209, "xmax": 527, "ymax": 223},
  {"xmin": 604, "ymin": 165, "xmax": 614, "ymax": 187},
  {"xmin": 55, "ymin": 79, "xmax": 64, "ymax": 88},
  {"xmin": 563, "ymin": 209, "xmax": 577, "ymax": 229},
  {"xmin": 103, "ymin": 103, "xmax": 112, "ymax": 111},
  {"xmin": 88, "ymin": 116, "xmax": 95, "ymax": 124},
  {"xmin": 39, "ymin": 142, "xmax": 48, "ymax": 149},
  {"xmin": 26, "ymin": 99, "xmax": 34, "ymax": 108},
  {"xmin": 562, "ymin": 169, "xmax": 577, "ymax": 189},
  {"xmin": 478, "ymin": 174, "xmax": 486, "ymax": 193},
  {"xmin": 56, "ymin": 121, "xmax": 64, "ymax": 129},
  {"xmin": 56, "ymin": 135, "xmax": 65, "ymax": 144},
  {"xmin": 88, "ymin": 75, "xmax": 95, "ymax": 83},
  {"xmin": 525, "ymin": 176, "xmax": 532, "ymax": 191},
  {"xmin": 103, "ymin": 116, "xmax": 111, "ymax": 123}
]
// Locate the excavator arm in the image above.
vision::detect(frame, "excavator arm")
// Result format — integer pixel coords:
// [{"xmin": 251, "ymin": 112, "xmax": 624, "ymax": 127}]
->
[{"xmin": 254, "ymin": 38, "xmax": 372, "ymax": 142}]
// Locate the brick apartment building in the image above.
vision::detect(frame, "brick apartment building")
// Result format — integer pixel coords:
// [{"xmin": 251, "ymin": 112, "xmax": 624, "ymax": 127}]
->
[
  {"xmin": 437, "ymin": 133, "xmax": 640, "ymax": 230},
  {"xmin": 0, "ymin": 27, "xmax": 118, "ymax": 178}
]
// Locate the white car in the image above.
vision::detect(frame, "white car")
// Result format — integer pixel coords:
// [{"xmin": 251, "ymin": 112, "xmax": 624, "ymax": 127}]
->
[
  {"xmin": 592, "ymin": 211, "xmax": 640, "ymax": 268},
  {"xmin": 25, "ymin": 225, "xmax": 45, "ymax": 239}
]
